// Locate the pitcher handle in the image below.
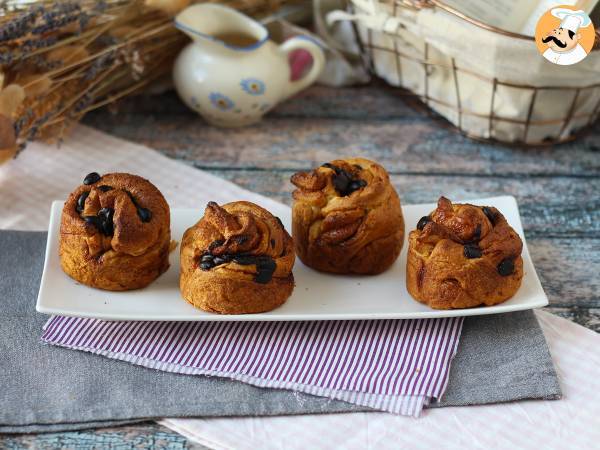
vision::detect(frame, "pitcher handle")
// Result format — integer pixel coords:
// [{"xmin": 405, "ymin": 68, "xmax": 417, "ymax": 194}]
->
[{"xmin": 279, "ymin": 37, "xmax": 325, "ymax": 101}]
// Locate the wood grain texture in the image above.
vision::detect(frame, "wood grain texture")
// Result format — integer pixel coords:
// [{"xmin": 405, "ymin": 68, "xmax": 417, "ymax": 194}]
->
[
  {"xmin": 84, "ymin": 84, "xmax": 600, "ymax": 177},
  {"xmin": 3, "ymin": 82, "xmax": 598, "ymax": 448},
  {"xmin": 0, "ymin": 423, "xmax": 208, "ymax": 449}
]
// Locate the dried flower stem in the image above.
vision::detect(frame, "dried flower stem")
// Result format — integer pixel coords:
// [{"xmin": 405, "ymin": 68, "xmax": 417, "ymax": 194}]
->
[{"xmin": 0, "ymin": 0, "xmax": 292, "ymax": 157}]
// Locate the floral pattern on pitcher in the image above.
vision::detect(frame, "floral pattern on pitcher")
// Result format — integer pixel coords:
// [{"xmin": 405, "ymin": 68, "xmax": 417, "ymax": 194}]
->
[
  {"xmin": 209, "ymin": 92, "xmax": 235, "ymax": 111},
  {"xmin": 240, "ymin": 78, "xmax": 265, "ymax": 95}
]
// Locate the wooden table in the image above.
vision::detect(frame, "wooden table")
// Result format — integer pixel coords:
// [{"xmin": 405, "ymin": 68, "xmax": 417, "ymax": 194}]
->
[{"xmin": 2, "ymin": 82, "xmax": 598, "ymax": 448}]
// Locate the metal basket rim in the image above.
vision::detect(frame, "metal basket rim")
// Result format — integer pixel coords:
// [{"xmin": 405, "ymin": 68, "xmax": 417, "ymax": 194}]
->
[{"xmin": 397, "ymin": 0, "xmax": 600, "ymax": 50}]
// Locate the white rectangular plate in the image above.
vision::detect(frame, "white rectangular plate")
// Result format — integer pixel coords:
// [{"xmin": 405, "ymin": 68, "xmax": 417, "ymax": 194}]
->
[{"xmin": 36, "ymin": 196, "xmax": 548, "ymax": 321}]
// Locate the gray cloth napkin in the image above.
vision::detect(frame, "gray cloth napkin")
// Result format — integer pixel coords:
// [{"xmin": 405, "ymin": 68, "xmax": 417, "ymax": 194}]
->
[{"xmin": 0, "ymin": 231, "xmax": 561, "ymax": 433}]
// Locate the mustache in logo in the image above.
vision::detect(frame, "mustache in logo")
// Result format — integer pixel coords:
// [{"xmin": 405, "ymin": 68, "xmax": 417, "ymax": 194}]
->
[{"xmin": 542, "ymin": 35, "xmax": 567, "ymax": 48}]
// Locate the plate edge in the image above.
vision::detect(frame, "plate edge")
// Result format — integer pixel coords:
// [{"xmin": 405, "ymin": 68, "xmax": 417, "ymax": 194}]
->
[
  {"xmin": 37, "ymin": 197, "xmax": 549, "ymax": 321},
  {"xmin": 35, "ymin": 201, "xmax": 63, "ymax": 314}
]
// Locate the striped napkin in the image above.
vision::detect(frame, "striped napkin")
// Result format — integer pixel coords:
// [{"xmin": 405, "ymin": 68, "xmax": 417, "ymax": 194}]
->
[{"xmin": 42, "ymin": 316, "xmax": 463, "ymax": 416}]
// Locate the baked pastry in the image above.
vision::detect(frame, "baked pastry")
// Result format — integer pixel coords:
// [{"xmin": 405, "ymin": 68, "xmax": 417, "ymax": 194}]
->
[
  {"xmin": 59, "ymin": 172, "xmax": 171, "ymax": 290},
  {"xmin": 406, "ymin": 197, "xmax": 523, "ymax": 309},
  {"xmin": 290, "ymin": 158, "xmax": 404, "ymax": 274},
  {"xmin": 180, "ymin": 201, "xmax": 295, "ymax": 314}
]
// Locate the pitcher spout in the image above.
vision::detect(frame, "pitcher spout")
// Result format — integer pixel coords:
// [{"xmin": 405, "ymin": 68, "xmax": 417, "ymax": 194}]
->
[{"xmin": 174, "ymin": 4, "xmax": 268, "ymax": 50}]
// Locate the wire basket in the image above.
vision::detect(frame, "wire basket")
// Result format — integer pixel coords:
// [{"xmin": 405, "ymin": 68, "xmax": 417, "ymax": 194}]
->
[{"xmin": 345, "ymin": 0, "xmax": 600, "ymax": 145}]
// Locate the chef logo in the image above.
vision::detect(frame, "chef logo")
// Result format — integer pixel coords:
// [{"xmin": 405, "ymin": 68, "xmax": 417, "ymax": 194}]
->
[{"xmin": 535, "ymin": 6, "xmax": 595, "ymax": 66}]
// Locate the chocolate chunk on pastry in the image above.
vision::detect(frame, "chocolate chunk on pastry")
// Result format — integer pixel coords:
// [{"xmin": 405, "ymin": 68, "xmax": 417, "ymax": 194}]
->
[
  {"xmin": 291, "ymin": 158, "xmax": 404, "ymax": 275},
  {"xmin": 59, "ymin": 172, "xmax": 171, "ymax": 290},
  {"xmin": 180, "ymin": 201, "xmax": 295, "ymax": 314},
  {"xmin": 406, "ymin": 197, "xmax": 524, "ymax": 309}
]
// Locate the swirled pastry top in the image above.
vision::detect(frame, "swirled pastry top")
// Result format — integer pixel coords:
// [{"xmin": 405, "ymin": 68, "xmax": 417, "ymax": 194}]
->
[
  {"xmin": 60, "ymin": 172, "xmax": 170, "ymax": 258},
  {"xmin": 413, "ymin": 197, "xmax": 522, "ymax": 271},
  {"xmin": 290, "ymin": 158, "xmax": 403, "ymax": 275},
  {"xmin": 182, "ymin": 201, "xmax": 294, "ymax": 284},
  {"xmin": 291, "ymin": 158, "xmax": 392, "ymax": 215}
]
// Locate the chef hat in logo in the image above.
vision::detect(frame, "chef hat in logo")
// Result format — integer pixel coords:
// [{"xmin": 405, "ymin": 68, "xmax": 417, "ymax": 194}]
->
[{"xmin": 551, "ymin": 8, "xmax": 592, "ymax": 33}]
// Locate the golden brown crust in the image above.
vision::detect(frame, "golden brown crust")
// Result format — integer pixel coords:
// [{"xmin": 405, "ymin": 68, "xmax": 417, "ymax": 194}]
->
[
  {"xmin": 291, "ymin": 158, "xmax": 404, "ymax": 275},
  {"xmin": 59, "ymin": 172, "xmax": 171, "ymax": 291},
  {"xmin": 180, "ymin": 201, "xmax": 295, "ymax": 314},
  {"xmin": 406, "ymin": 197, "xmax": 524, "ymax": 309}
]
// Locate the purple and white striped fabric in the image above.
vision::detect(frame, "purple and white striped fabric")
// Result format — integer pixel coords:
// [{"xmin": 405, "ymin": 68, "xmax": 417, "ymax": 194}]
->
[{"xmin": 41, "ymin": 316, "xmax": 463, "ymax": 416}]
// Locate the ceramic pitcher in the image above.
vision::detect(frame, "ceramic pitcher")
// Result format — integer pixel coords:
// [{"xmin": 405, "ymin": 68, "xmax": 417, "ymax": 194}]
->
[{"xmin": 173, "ymin": 4, "xmax": 325, "ymax": 127}]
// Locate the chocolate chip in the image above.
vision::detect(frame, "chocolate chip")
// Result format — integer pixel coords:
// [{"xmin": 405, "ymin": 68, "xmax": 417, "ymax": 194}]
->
[
  {"xmin": 102, "ymin": 220, "xmax": 113, "ymax": 236},
  {"xmin": 322, "ymin": 163, "xmax": 366, "ymax": 196},
  {"xmin": 137, "ymin": 207, "xmax": 152, "ymax": 223},
  {"xmin": 76, "ymin": 191, "xmax": 89, "ymax": 213},
  {"xmin": 213, "ymin": 256, "xmax": 229, "ymax": 265},
  {"xmin": 349, "ymin": 179, "xmax": 367, "ymax": 192},
  {"xmin": 416, "ymin": 216, "xmax": 430, "ymax": 231},
  {"xmin": 98, "ymin": 208, "xmax": 114, "ymax": 236},
  {"xmin": 232, "ymin": 255, "xmax": 276, "ymax": 283},
  {"xmin": 82, "ymin": 208, "xmax": 115, "ymax": 236},
  {"xmin": 255, "ymin": 257, "xmax": 276, "ymax": 284},
  {"xmin": 126, "ymin": 191, "xmax": 138, "ymax": 205},
  {"xmin": 321, "ymin": 162, "xmax": 340, "ymax": 173},
  {"xmin": 200, "ymin": 261, "xmax": 213, "ymax": 270},
  {"xmin": 99, "ymin": 207, "xmax": 113, "ymax": 217},
  {"xmin": 199, "ymin": 251, "xmax": 276, "ymax": 283},
  {"xmin": 274, "ymin": 217, "xmax": 284, "ymax": 229},
  {"xmin": 336, "ymin": 172, "xmax": 365, "ymax": 195},
  {"xmin": 97, "ymin": 185, "xmax": 113, "ymax": 192},
  {"xmin": 83, "ymin": 215, "xmax": 103, "ymax": 231},
  {"xmin": 98, "ymin": 207, "xmax": 111, "ymax": 218},
  {"xmin": 497, "ymin": 258, "xmax": 515, "ymax": 276},
  {"xmin": 208, "ymin": 239, "xmax": 225, "ymax": 253},
  {"xmin": 270, "ymin": 239, "xmax": 275, "ymax": 248},
  {"xmin": 83, "ymin": 172, "xmax": 101, "ymax": 185},
  {"xmin": 126, "ymin": 192, "xmax": 152, "ymax": 222},
  {"xmin": 353, "ymin": 164, "xmax": 363, "ymax": 170},
  {"xmin": 199, "ymin": 252, "xmax": 232, "ymax": 270},
  {"xmin": 470, "ymin": 224, "xmax": 481, "ymax": 243},
  {"xmin": 232, "ymin": 254, "xmax": 256, "ymax": 265},
  {"xmin": 482, "ymin": 206, "xmax": 496, "ymax": 225},
  {"xmin": 333, "ymin": 171, "xmax": 351, "ymax": 194},
  {"xmin": 464, "ymin": 244, "xmax": 482, "ymax": 259},
  {"xmin": 126, "ymin": 191, "xmax": 151, "ymax": 222}
]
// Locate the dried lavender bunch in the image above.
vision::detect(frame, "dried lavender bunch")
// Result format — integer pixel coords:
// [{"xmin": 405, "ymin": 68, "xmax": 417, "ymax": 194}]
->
[{"xmin": 0, "ymin": 0, "xmax": 286, "ymax": 163}]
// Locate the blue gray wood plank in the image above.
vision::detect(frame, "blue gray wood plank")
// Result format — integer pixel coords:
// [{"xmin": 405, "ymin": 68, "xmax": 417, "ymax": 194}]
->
[{"xmin": 0, "ymin": 423, "xmax": 208, "ymax": 449}]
